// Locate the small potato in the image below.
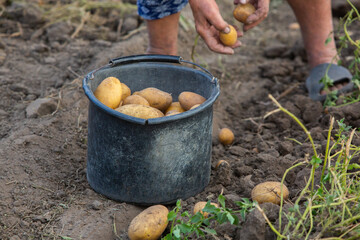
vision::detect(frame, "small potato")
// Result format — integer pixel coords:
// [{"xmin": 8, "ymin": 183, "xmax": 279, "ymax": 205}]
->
[
  {"xmin": 219, "ymin": 25, "xmax": 237, "ymax": 46},
  {"xmin": 165, "ymin": 102, "xmax": 185, "ymax": 114},
  {"xmin": 123, "ymin": 95, "xmax": 150, "ymax": 106},
  {"xmin": 165, "ymin": 110, "xmax": 181, "ymax": 116},
  {"xmin": 121, "ymin": 82, "xmax": 131, "ymax": 101},
  {"xmin": 178, "ymin": 91, "xmax": 206, "ymax": 111},
  {"xmin": 251, "ymin": 181, "xmax": 289, "ymax": 205},
  {"xmin": 94, "ymin": 76, "xmax": 122, "ymax": 109},
  {"xmin": 115, "ymin": 104, "xmax": 164, "ymax": 119},
  {"xmin": 193, "ymin": 201, "xmax": 219, "ymax": 218},
  {"xmin": 215, "ymin": 160, "xmax": 230, "ymax": 170},
  {"xmin": 190, "ymin": 104, "xmax": 200, "ymax": 110},
  {"xmin": 128, "ymin": 205, "xmax": 169, "ymax": 240},
  {"xmin": 135, "ymin": 87, "xmax": 172, "ymax": 112},
  {"xmin": 218, "ymin": 128, "xmax": 234, "ymax": 146},
  {"xmin": 233, "ymin": 3, "xmax": 256, "ymax": 23}
]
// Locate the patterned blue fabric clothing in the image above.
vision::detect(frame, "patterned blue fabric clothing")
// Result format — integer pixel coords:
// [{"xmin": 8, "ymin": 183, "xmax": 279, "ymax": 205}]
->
[{"xmin": 137, "ymin": 0, "xmax": 189, "ymax": 20}]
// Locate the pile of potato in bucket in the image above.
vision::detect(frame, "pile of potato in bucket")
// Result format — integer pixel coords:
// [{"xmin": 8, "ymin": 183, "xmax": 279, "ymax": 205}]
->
[{"xmin": 94, "ymin": 76, "xmax": 207, "ymax": 118}]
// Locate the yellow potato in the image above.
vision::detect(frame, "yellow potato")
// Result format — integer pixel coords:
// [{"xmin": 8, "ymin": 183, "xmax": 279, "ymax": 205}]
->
[
  {"xmin": 193, "ymin": 201, "xmax": 219, "ymax": 218},
  {"xmin": 121, "ymin": 82, "xmax": 131, "ymax": 101},
  {"xmin": 178, "ymin": 91, "xmax": 206, "ymax": 111},
  {"xmin": 123, "ymin": 95, "xmax": 150, "ymax": 106},
  {"xmin": 165, "ymin": 102, "xmax": 185, "ymax": 114},
  {"xmin": 165, "ymin": 110, "xmax": 181, "ymax": 116},
  {"xmin": 218, "ymin": 128, "xmax": 235, "ymax": 146},
  {"xmin": 190, "ymin": 104, "xmax": 200, "ymax": 110},
  {"xmin": 219, "ymin": 25, "xmax": 237, "ymax": 46},
  {"xmin": 251, "ymin": 181, "xmax": 289, "ymax": 205},
  {"xmin": 128, "ymin": 205, "xmax": 169, "ymax": 240},
  {"xmin": 134, "ymin": 87, "xmax": 172, "ymax": 112},
  {"xmin": 94, "ymin": 76, "xmax": 122, "ymax": 109},
  {"xmin": 115, "ymin": 104, "xmax": 164, "ymax": 119},
  {"xmin": 233, "ymin": 3, "xmax": 256, "ymax": 23}
]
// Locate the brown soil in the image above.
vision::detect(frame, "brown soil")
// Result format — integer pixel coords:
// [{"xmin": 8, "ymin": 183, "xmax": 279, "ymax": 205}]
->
[{"xmin": 1, "ymin": 0, "xmax": 360, "ymax": 239}]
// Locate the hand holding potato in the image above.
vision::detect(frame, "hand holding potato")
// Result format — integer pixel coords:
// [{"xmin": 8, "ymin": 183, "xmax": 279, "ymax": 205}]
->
[
  {"xmin": 188, "ymin": 0, "xmax": 242, "ymax": 55},
  {"xmin": 233, "ymin": 0, "xmax": 270, "ymax": 32}
]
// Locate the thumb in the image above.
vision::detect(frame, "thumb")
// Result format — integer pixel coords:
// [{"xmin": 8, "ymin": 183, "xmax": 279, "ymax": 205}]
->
[{"xmin": 207, "ymin": 9, "xmax": 229, "ymax": 33}]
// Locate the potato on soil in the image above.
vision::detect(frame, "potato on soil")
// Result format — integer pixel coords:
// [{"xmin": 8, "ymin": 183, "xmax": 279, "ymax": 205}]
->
[
  {"xmin": 94, "ymin": 76, "xmax": 122, "ymax": 109},
  {"xmin": 233, "ymin": 3, "xmax": 256, "ymax": 23},
  {"xmin": 165, "ymin": 102, "xmax": 185, "ymax": 114},
  {"xmin": 123, "ymin": 95, "xmax": 150, "ymax": 106},
  {"xmin": 121, "ymin": 82, "xmax": 131, "ymax": 100},
  {"xmin": 218, "ymin": 128, "xmax": 234, "ymax": 146},
  {"xmin": 193, "ymin": 201, "xmax": 219, "ymax": 218},
  {"xmin": 128, "ymin": 205, "xmax": 169, "ymax": 240},
  {"xmin": 251, "ymin": 181, "xmax": 289, "ymax": 205},
  {"xmin": 115, "ymin": 104, "xmax": 164, "ymax": 119},
  {"xmin": 219, "ymin": 25, "xmax": 237, "ymax": 46},
  {"xmin": 178, "ymin": 91, "xmax": 206, "ymax": 111},
  {"xmin": 134, "ymin": 87, "xmax": 172, "ymax": 112}
]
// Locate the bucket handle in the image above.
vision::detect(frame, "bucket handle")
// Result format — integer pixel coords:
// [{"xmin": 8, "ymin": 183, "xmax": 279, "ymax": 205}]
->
[{"xmin": 108, "ymin": 54, "xmax": 218, "ymax": 84}]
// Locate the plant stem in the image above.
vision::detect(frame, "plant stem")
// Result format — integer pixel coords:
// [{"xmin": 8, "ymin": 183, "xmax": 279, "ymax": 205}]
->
[
  {"xmin": 321, "ymin": 117, "xmax": 334, "ymax": 180},
  {"xmin": 278, "ymin": 162, "xmax": 306, "ymax": 236},
  {"xmin": 255, "ymin": 204, "xmax": 286, "ymax": 239}
]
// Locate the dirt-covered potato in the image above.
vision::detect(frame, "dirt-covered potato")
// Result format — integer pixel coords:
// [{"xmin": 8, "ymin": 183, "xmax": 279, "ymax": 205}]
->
[
  {"xmin": 251, "ymin": 181, "xmax": 289, "ymax": 205},
  {"xmin": 121, "ymin": 82, "xmax": 131, "ymax": 101},
  {"xmin": 178, "ymin": 91, "xmax": 206, "ymax": 111},
  {"xmin": 128, "ymin": 205, "xmax": 169, "ymax": 240},
  {"xmin": 218, "ymin": 128, "xmax": 235, "ymax": 146},
  {"xmin": 123, "ymin": 95, "xmax": 150, "ymax": 106},
  {"xmin": 115, "ymin": 104, "xmax": 164, "ymax": 119},
  {"xmin": 233, "ymin": 3, "xmax": 256, "ymax": 23},
  {"xmin": 165, "ymin": 102, "xmax": 185, "ymax": 114},
  {"xmin": 134, "ymin": 87, "xmax": 172, "ymax": 112},
  {"xmin": 94, "ymin": 76, "xmax": 122, "ymax": 109},
  {"xmin": 193, "ymin": 201, "xmax": 219, "ymax": 218}
]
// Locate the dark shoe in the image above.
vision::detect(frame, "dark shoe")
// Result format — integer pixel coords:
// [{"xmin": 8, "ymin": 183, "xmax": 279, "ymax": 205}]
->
[{"xmin": 305, "ymin": 63, "xmax": 354, "ymax": 101}]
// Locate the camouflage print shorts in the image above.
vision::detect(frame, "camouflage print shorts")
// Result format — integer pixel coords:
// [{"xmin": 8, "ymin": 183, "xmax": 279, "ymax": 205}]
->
[{"xmin": 137, "ymin": 0, "xmax": 189, "ymax": 20}]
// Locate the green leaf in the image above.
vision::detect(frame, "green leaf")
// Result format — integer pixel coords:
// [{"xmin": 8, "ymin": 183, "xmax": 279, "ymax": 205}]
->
[
  {"xmin": 226, "ymin": 212, "xmax": 235, "ymax": 224},
  {"xmin": 218, "ymin": 194, "xmax": 226, "ymax": 208},
  {"xmin": 168, "ymin": 211, "xmax": 177, "ymax": 221},
  {"xmin": 178, "ymin": 223, "xmax": 192, "ymax": 234},
  {"xmin": 216, "ymin": 212, "xmax": 228, "ymax": 224},
  {"xmin": 162, "ymin": 233, "xmax": 173, "ymax": 240},
  {"xmin": 181, "ymin": 211, "xmax": 190, "ymax": 217},
  {"xmin": 176, "ymin": 199, "xmax": 182, "ymax": 208},
  {"xmin": 348, "ymin": 163, "xmax": 360, "ymax": 170},
  {"xmin": 202, "ymin": 202, "xmax": 219, "ymax": 214},
  {"xmin": 203, "ymin": 227, "xmax": 217, "ymax": 235},
  {"xmin": 190, "ymin": 213, "xmax": 202, "ymax": 224},
  {"xmin": 60, "ymin": 237, "xmax": 73, "ymax": 240},
  {"xmin": 232, "ymin": 214, "xmax": 240, "ymax": 225},
  {"xmin": 325, "ymin": 37, "xmax": 332, "ymax": 45},
  {"xmin": 173, "ymin": 227, "xmax": 181, "ymax": 238}
]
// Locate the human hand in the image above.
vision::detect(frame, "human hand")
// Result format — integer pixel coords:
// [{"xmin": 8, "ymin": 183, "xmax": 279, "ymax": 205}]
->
[
  {"xmin": 233, "ymin": 0, "xmax": 270, "ymax": 31},
  {"xmin": 189, "ymin": 0, "xmax": 242, "ymax": 55}
]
